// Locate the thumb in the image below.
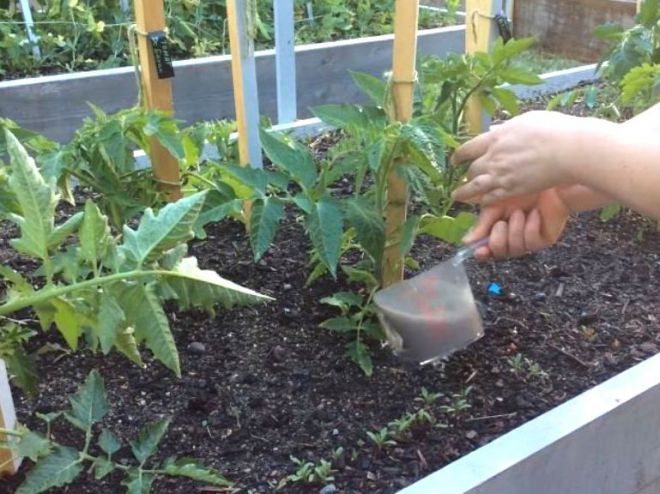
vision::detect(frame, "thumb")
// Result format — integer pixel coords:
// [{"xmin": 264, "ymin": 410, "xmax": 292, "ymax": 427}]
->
[{"xmin": 463, "ymin": 206, "xmax": 503, "ymax": 244}]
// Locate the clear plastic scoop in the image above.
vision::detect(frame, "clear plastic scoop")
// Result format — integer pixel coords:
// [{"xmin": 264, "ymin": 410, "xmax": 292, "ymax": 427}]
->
[{"xmin": 374, "ymin": 238, "xmax": 489, "ymax": 365}]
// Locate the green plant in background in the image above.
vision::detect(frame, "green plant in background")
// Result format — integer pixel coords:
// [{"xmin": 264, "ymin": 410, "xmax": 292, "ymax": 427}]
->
[
  {"xmin": 0, "ymin": 130, "xmax": 268, "ymax": 393},
  {"xmin": 0, "ymin": 370, "xmax": 232, "ymax": 494},
  {"xmin": 0, "ymin": 0, "xmax": 458, "ymax": 79},
  {"xmin": 277, "ymin": 454, "xmax": 336, "ymax": 490},
  {"xmin": 595, "ymin": 0, "xmax": 660, "ymax": 112}
]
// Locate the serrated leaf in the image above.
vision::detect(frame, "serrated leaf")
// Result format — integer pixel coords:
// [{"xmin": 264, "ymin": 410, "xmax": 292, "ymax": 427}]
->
[
  {"xmin": 400, "ymin": 124, "xmax": 445, "ymax": 181},
  {"xmin": 50, "ymin": 298, "xmax": 85, "ymax": 351},
  {"xmin": 399, "ymin": 215, "xmax": 420, "ymax": 257},
  {"xmin": 116, "ymin": 283, "xmax": 180, "ymax": 376},
  {"xmin": 17, "ymin": 446, "xmax": 83, "ymax": 494},
  {"xmin": 65, "ymin": 370, "xmax": 108, "ymax": 431},
  {"xmin": 638, "ymin": 0, "xmax": 660, "ymax": 28},
  {"xmin": 351, "ymin": 71, "xmax": 388, "ymax": 105},
  {"xmin": 93, "ymin": 456, "xmax": 115, "ymax": 480},
  {"xmin": 97, "ymin": 292, "xmax": 125, "ymax": 355},
  {"xmin": 48, "ymin": 212, "xmax": 83, "ymax": 250},
  {"xmin": 80, "ymin": 200, "xmax": 111, "ymax": 266},
  {"xmin": 344, "ymin": 198, "xmax": 385, "ymax": 264},
  {"xmin": 5, "ymin": 130, "xmax": 57, "ymax": 261},
  {"xmin": 98, "ymin": 429, "xmax": 121, "ymax": 456},
  {"xmin": 305, "ymin": 197, "xmax": 343, "ymax": 278},
  {"xmin": 419, "ymin": 212, "xmax": 476, "ymax": 245},
  {"xmin": 122, "ymin": 469, "xmax": 155, "ymax": 494},
  {"xmin": 115, "ymin": 326, "xmax": 144, "ymax": 367},
  {"xmin": 259, "ymin": 129, "xmax": 317, "ymax": 189},
  {"xmin": 346, "ymin": 340, "xmax": 373, "ymax": 376},
  {"xmin": 249, "ymin": 198, "xmax": 285, "ymax": 261},
  {"xmin": 492, "ymin": 88, "xmax": 520, "ymax": 115},
  {"xmin": 492, "ymin": 36, "xmax": 537, "ymax": 64},
  {"xmin": 320, "ymin": 292, "xmax": 364, "ymax": 312},
  {"xmin": 130, "ymin": 417, "xmax": 171, "ymax": 464},
  {"xmin": 162, "ymin": 457, "xmax": 232, "ymax": 486},
  {"xmin": 499, "ymin": 66, "xmax": 543, "ymax": 85},
  {"xmin": 120, "ymin": 192, "xmax": 206, "ymax": 267},
  {"xmin": 15, "ymin": 430, "xmax": 51, "ymax": 462},
  {"xmin": 4, "ymin": 346, "xmax": 38, "ymax": 396},
  {"xmin": 160, "ymin": 257, "xmax": 270, "ymax": 316},
  {"xmin": 311, "ymin": 104, "xmax": 372, "ymax": 130},
  {"xmin": 320, "ymin": 317, "xmax": 357, "ymax": 333}
]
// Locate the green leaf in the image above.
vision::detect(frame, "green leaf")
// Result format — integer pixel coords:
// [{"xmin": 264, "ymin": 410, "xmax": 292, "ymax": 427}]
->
[
  {"xmin": 122, "ymin": 469, "xmax": 155, "ymax": 494},
  {"xmin": 492, "ymin": 88, "xmax": 520, "ymax": 115},
  {"xmin": 593, "ymin": 23, "xmax": 624, "ymax": 41},
  {"xmin": 351, "ymin": 71, "xmax": 387, "ymax": 105},
  {"xmin": 320, "ymin": 317, "xmax": 357, "ymax": 333},
  {"xmin": 320, "ymin": 292, "xmax": 364, "ymax": 312},
  {"xmin": 499, "ymin": 66, "xmax": 544, "ymax": 85},
  {"xmin": 130, "ymin": 417, "xmax": 171, "ymax": 464},
  {"xmin": 99, "ymin": 429, "xmax": 122, "ymax": 456},
  {"xmin": 419, "ymin": 212, "xmax": 476, "ymax": 245},
  {"xmin": 399, "ymin": 215, "xmax": 420, "ymax": 257},
  {"xmin": 638, "ymin": 0, "xmax": 660, "ymax": 28},
  {"xmin": 344, "ymin": 198, "xmax": 385, "ymax": 264},
  {"xmin": 305, "ymin": 197, "xmax": 343, "ymax": 278},
  {"xmin": 17, "ymin": 446, "xmax": 83, "ymax": 494},
  {"xmin": 115, "ymin": 327, "xmax": 144, "ymax": 367},
  {"xmin": 160, "ymin": 257, "xmax": 270, "ymax": 315},
  {"xmin": 600, "ymin": 203, "xmax": 622, "ymax": 222},
  {"xmin": 259, "ymin": 129, "xmax": 317, "ymax": 189},
  {"xmin": 116, "ymin": 283, "xmax": 180, "ymax": 376},
  {"xmin": 5, "ymin": 130, "xmax": 57, "ymax": 261},
  {"xmin": 162, "ymin": 457, "xmax": 232, "ymax": 486},
  {"xmin": 97, "ymin": 292, "xmax": 125, "ymax": 355},
  {"xmin": 249, "ymin": 197, "xmax": 285, "ymax": 261},
  {"xmin": 93, "ymin": 457, "xmax": 115, "ymax": 480},
  {"xmin": 311, "ymin": 104, "xmax": 380, "ymax": 130},
  {"xmin": 492, "ymin": 36, "xmax": 537, "ymax": 64},
  {"xmin": 65, "ymin": 370, "xmax": 108, "ymax": 431},
  {"xmin": 400, "ymin": 124, "xmax": 445, "ymax": 181},
  {"xmin": 48, "ymin": 212, "xmax": 83, "ymax": 250},
  {"xmin": 584, "ymin": 86, "xmax": 599, "ymax": 109},
  {"xmin": 15, "ymin": 430, "xmax": 51, "ymax": 462},
  {"xmin": 80, "ymin": 200, "xmax": 111, "ymax": 266},
  {"xmin": 4, "ymin": 346, "xmax": 38, "ymax": 396},
  {"xmin": 50, "ymin": 298, "xmax": 85, "ymax": 351},
  {"xmin": 346, "ymin": 340, "xmax": 373, "ymax": 376},
  {"xmin": 120, "ymin": 192, "xmax": 206, "ymax": 267}
]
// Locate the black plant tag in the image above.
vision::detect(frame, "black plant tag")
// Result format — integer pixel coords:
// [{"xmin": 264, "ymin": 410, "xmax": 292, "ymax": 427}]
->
[
  {"xmin": 148, "ymin": 31, "xmax": 175, "ymax": 79},
  {"xmin": 495, "ymin": 13, "xmax": 513, "ymax": 44}
]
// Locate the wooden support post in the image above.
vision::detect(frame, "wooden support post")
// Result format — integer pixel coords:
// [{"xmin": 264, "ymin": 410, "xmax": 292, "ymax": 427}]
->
[
  {"xmin": 637, "ymin": 0, "xmax": 643, "ymax": 13},
  {"xmin": 134, "ymin": 0, "xmax": 181, "ymax": 201},
  {"xmin": 227, "ymin": 0, "xmax": 263, "ymax": 168},
  {"xmin": 465, "ymin": 0, "xmax": 503, "ymax": 134},
  {"xmin": 0, "ymin": 360, "xmax": 21, "ymax": 477},
  {"xmin": 274, "ymin": 0, "xmax": 298, "ymax": 124},
  {"xmin": 381, "ymin": 0, "xmax": 419, "ymax": 288}
]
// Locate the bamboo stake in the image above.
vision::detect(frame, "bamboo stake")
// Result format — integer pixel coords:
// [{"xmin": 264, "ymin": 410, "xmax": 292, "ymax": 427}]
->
[
  {"xmin": 465, "ymin": 0, "xmax": 502, "ymax": 134},
  {"xmin": 381, "ymin": 0, "xmax": 419, "ymax": 288},
  {"xmin": 226, "ymin": 0, "xmax": 263, "ymax": 169},
  {"xmin": 134, "ymin": 0, "xmax": 181, "ymax": 201},
  {"xmin": 0, "ymin": 360, "xmax": 21, "ymax": 477},
  {"xmin": 637, "ymin": 0, "xmax": 643, "ymax": 13}
]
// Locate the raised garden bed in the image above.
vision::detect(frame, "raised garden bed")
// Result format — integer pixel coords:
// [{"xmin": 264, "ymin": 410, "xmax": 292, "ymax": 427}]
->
[{"xmin": 0, "ymin": 117, "xmax": 658, "ymax": 493}]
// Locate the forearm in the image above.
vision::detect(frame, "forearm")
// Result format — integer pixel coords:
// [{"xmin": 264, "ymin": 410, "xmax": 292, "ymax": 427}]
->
[
  {"xmin": 563, "ymin": 121, "xmax": 660, "ymax": 220},
  {"xmin": 623, "ymin": 103, "xmax": 660, "ymax": 132},
  {"xmin": 557, "ymin": 185, "xmax": 614, "ymax": 213}
]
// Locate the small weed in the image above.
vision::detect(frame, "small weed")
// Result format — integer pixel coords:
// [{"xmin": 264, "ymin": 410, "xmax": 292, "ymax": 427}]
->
[
  {"xmin": 442, "ymin": 386, "xmax": 473, "ymax": 415},
  {"xmin": 278, "ymin": 456, "xmax": 336, "ymax": 490},
  {"xmin": 366, "ymin": 427, "xmax": 397, "ymax": 451},
  {"xmin": 415, "ymin": 387, "xmax": 443, "ymax": 407},
  {"xmin": 508, "ymin": 353, "xmax": 549, "ymax": 380}
]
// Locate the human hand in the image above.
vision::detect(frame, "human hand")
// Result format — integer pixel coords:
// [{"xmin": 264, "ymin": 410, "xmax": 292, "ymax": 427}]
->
[
  {"xmin": 463, "ymin": 187, "xmax": 571, "ymax": 260},
  {"xmin": 451, "ymin": 111, "xmax": 608, "ymax": 205}
]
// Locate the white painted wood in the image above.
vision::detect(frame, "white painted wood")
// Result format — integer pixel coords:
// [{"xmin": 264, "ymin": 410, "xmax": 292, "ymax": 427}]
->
[
  {"xmin": 274, "ymin": 0, "xmax": 297, "ymax": 123},
  {"xmin": 398, "ymin": 352, "xmax": 660, "ymax": 494},
  {"xmin": 18, "ymin": 0, "xmax": 40, "ymax": 58},
  {"xmin": 228, "ymin": 0, "xmax": 263, "ymax": 168},
  {"xmin": 0, "ymin": 359, "xmax": 21, "ymax": 476},
  {"xmin": 0, "ymin": 26, "xmax": 466, "ymax": 142}
]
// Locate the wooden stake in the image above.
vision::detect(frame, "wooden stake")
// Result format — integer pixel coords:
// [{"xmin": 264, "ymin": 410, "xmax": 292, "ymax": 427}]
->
[
  {"xmin": 134, "ymin": 0, "xmax": 181, "ymax": 201},
  {"xmin": 227, "ymin": 0, "xmax": 263, "ymax": 169},
  {"xmin": 465, "ymin": 0, "xmax": 502, "ymax": 134},
  {"xmin": 637, "ymin": 0, "xmax": 643, "ymax": 13},
  {"xmin": 381, "ymin": 0, "xmax": 419, "ymax": 288},
  {"xmin": 0, "ymin": 360, "xmax": 21, "ymax": 477}
]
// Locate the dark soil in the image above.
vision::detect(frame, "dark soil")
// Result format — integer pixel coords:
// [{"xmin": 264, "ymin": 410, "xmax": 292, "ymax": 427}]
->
[{"xmin": 0, "ymin": 205, "xmax": 658, "ymax": 494}]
